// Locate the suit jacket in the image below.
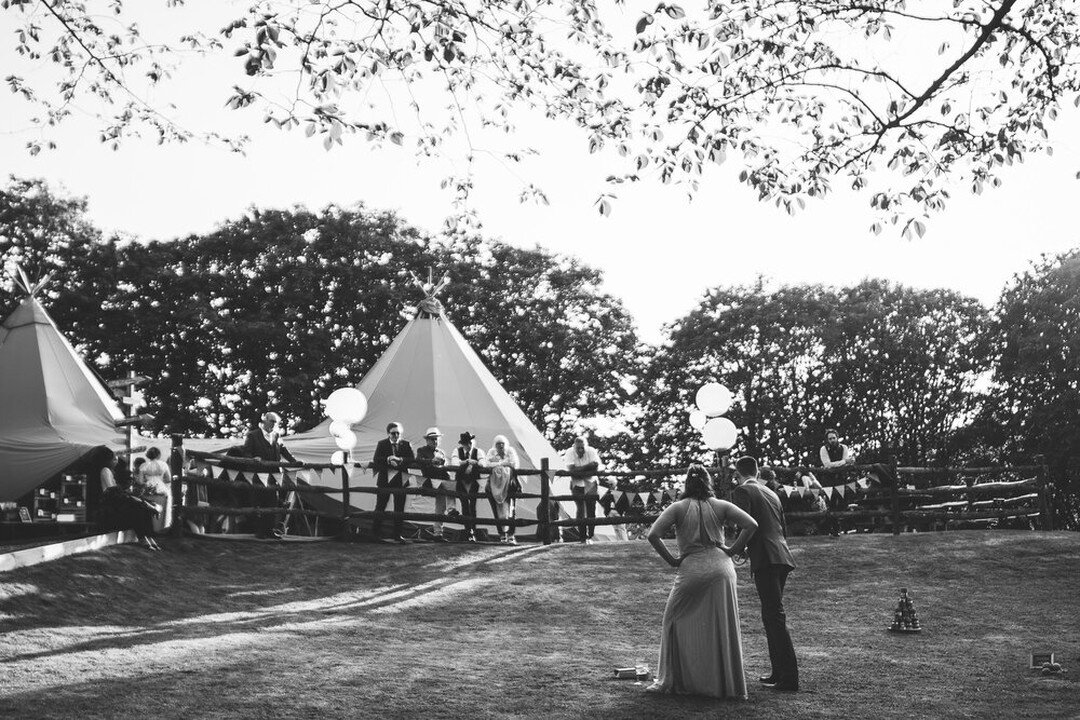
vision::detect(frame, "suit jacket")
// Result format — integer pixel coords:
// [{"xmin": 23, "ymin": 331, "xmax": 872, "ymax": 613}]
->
[
  {"xmin": 372, "ymin": 438, "xmax": 415, "ymax": 487},
  {"xmin": 241, "ymin": 429, "xmax": 297, "ymax": 464},
  {"xmin": 416, "ymin": 445, "xmax": 450, "ymax": 482},
  {"xmin": 732, "ymin": 479, "xmax": 796, "ymax": 573}
]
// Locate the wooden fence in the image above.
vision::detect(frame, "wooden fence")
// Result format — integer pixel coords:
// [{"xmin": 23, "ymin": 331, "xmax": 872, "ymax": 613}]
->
[{"xmin": 167, "ymin": 438, "xmax": 1055, "ymax": 542}]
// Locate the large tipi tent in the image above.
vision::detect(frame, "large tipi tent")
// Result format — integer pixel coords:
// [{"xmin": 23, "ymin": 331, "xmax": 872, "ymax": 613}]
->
[
  {"xmin": 286, "ymin": 293, "xmax": 615, "ymax": 539},
  {"xmin": 0, "ymin": 284, "xmax": 127, "ymax": 502}
]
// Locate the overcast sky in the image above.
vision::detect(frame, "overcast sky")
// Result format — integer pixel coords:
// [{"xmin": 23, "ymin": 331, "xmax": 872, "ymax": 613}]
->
[{"xmin": 3, "ymin": 5, "xmax": 1079, "ymax": 343}]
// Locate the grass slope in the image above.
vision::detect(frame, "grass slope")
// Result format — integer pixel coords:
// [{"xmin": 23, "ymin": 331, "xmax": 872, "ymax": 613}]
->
[{"xmin": 0, "ymin": 531, "xmax": 1077, "ymax": 720}]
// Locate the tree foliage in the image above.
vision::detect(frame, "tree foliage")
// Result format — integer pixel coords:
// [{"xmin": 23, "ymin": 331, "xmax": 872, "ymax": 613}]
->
[
  {"xmin": 632, "ymin": 279, "xmax": 990, "ymax": 469},
  {"xmin": 4, "ymin": 1, "xmax": 1079, "ymax": 231},
  {"xmin": 980, "ymin": 250, "xmax": 1080, "ymax": 527},
  {"xmin": 0, "ymin": 179, "xmax": 641, "ymax": 448}
]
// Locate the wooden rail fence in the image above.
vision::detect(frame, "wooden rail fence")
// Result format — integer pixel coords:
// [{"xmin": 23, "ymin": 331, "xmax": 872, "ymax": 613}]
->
[{"xmin": 167, "ymin": 437, "xmax": 1055, "ymax": 543}]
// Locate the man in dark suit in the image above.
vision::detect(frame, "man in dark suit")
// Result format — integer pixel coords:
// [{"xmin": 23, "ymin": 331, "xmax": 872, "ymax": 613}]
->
[
  {"xmin": 371, "ymin": 421, "xmax": 415, "ymax": 543},
  {"xmin": 729, "ymin": 455, "xmax": 799, "ymax": 692},
  {"xmin": 241, "ymin": 412, "xmax": 298, "ymax": 463},
  {"xmin": 238, "ymin": 412, "xmax": 298, "ymax": 536}
]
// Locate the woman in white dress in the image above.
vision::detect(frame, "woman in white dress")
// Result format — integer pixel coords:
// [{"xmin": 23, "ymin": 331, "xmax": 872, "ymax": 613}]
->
[
  {"xmin": 485, "ymin": 435, "xmax": 520, "ymax": 544},
  {"xmin": 646, "ymin": 464, "xmax": 758, "ymax": 699},
  {"xmin": 137, "ymin": 446, "xmax": 172, "ymax": 532}
]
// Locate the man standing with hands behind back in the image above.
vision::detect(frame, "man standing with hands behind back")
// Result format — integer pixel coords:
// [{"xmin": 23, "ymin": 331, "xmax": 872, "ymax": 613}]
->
[
  {"xmin": 729, "ymin": 455, "xmax": 799, "ymax": 692},
  {"xmin": 371, "ymin": 422, "xmax": 415, "ymax": 543}
]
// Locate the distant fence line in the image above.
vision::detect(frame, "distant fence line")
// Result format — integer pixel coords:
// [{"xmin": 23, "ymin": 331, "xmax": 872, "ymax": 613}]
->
[{"xmin": 168, "ymin": 439, "xmax": 1055, "ymax": 541}]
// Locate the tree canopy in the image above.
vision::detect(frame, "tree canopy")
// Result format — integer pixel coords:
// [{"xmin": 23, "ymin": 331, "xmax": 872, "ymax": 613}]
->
[{"xmin": 4, "ymin": 1, "xmax": 1079, "ymax": 233}]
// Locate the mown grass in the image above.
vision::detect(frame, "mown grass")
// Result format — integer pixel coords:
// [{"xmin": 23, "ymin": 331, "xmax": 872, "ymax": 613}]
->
[{"xmin": 0, "ymin": 531, "xmax": 1077, "ymax": 719}]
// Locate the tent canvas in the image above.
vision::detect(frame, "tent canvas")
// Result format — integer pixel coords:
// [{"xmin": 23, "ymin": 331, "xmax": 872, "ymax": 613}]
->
[
  {"xmin": 0, "ymin": 295, "xmax": 128, "ymax": 502},
  {"xmin": 285, "ymin": 303, "xmax": 618, "ymax": 539}
]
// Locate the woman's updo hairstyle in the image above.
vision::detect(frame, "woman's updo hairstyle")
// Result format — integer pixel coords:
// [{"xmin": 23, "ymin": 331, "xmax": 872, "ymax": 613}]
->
[{"xmin": 681, "ymin": 463, "xmax": 715, "ymax": 500}]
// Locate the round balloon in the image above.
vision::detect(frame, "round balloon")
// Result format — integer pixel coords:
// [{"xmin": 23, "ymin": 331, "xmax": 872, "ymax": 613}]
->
[
  {"xmin": 333, "ymin": 429, "xmax": 358, "ymax": 451},
  {"xmin": 330, "ymin": 450, "xmax": 346, "ymax": 466},
  {"xmin": 688, "ymin": 410, "xmax": 708, "ymax": 430},
  {"xmin": 695, "ymin": 382, "xmax": 734, "ymax": 417},
  {"xmin": 325, "ymin": 388, "xmax": 368, "ymax": 424},
  {"xmin": 701, "ymin": 417, "xmax": 738, "ymax": 451},
  {"xmin": 328, "ymin": 420, "xmax": 353, "ymax": 439}
]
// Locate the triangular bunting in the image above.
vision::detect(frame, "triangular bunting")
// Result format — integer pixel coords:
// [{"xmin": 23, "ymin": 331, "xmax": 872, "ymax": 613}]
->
[
  {"xmin": 253, "ymin": 472, "xmax": 265, "ymax": 486},
  {"xmin": 211, "ymin": 465, "xmax": 224, "ymax": 479},
  {"xmin": 823, "ymin": 486, "xmax": 834, "ymax": 499}
]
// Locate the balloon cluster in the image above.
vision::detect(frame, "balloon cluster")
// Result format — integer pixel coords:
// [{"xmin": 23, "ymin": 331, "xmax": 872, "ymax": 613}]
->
[
  {"xmin": 325, "ymin": 388, "xmax": 368, "ymax": 466},
  {"xmin": 689, "ymin": 382, "xmax": 738, "ymax": 451}
]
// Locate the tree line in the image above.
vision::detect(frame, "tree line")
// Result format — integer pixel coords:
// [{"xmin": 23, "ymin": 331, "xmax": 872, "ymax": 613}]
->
[{"xmin": 1, "ymin": 177, "xmax": 1077, "ymax": 527}]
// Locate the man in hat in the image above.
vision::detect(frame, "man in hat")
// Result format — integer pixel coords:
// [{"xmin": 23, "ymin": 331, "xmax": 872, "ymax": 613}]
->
[
  {"xmin": 454, "ymin": 431, "xmax": 484, "ymax": 542},
  {"xmin": 416, "ymin": 427, "xmax": 453, "ymax": 541},
  {"xmin": 729, "ymin": 455, "xmax": 799, "ymax": 692},
  {"xmin": 371, "ymin": 422, "xmax": 415, "ymax": 543}
]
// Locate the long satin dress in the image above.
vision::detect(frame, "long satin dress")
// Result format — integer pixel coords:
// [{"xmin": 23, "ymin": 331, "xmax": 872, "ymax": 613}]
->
[{"xmin": 649, "ymin": 498, "xmax": 747, "ymax": 699}]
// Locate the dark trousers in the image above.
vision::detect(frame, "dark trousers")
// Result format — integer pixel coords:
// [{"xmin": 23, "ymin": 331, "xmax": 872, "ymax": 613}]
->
[
  {"xmin": 571, "ymin": 485, "xmax": 596, "ymax": 540},
  {"xmin": 487, "ymin": 493, "xmax": 516, "ymax": 537},
  {"xmin": 372, "ymin": 475, "xmax": 406, "ymax": 538},
  {"xmin": 754, "ymin": 565, "xmax": 799, "ymax": 685},
  {"xmin": 457, "ymin": 480, "xmax": 479, "ymax": 535}
]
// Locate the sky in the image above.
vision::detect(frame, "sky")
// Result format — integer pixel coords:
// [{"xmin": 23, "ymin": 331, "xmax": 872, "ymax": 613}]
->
[{"xmin": 3, "ymin": 5, "xmax": 1079, "ymax": 343}]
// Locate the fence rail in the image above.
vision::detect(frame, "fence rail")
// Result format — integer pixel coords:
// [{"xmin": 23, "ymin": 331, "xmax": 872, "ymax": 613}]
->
[{"xmin": 167, "ymin": 435, "xmax": 1056, "ymax": 543}]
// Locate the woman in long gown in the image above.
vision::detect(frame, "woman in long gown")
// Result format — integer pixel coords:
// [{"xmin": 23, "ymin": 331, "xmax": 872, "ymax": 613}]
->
[
  {"xmin": 646, "ymin": 464, "xmax": 758, "ymax": 699},
  {"xmin": 485, "ymin": 435, "xmax": 520, "ymax": 544}
]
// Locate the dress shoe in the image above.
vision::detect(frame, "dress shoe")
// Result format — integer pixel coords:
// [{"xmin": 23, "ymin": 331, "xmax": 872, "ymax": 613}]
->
[
  {"xmin": 766, "ymin": 681, "xmax": 799, "ymax": 692},
  {"xmin": 758, "ymin": 675, "xmax": 776, "ymax": 684}
]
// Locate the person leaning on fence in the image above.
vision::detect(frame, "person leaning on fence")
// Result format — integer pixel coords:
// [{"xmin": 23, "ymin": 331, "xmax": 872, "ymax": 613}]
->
[
  {"xmin": 819, "ymin": 429, "xmax": 855, "ymax": 468},
  {"xmin": 416, "ymin": 427, "xmax": 453, "ymax": 542},
  {"xmin": 486, "ymin": 435, "xmax": 520, "ymax": 544},
  {"xmin": 96, "ymin": 447, "xmax": 161, "ymax": 551},
  {"xmin": 372, "ymin": 422, "xmax": 415, "ymax": 544},
  {"xmin": 563, "ymin": 435, "xmax": 603, "ymax": 544},
  {"xmin": 237, "ymin": 412, "xmax": 300, "ymax": 536},
  {"xmin": 454, "ymin": 431, "xmax": 484, "ymax": 542}
]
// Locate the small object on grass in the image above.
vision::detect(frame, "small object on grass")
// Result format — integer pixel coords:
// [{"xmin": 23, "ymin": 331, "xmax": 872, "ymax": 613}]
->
[
  {"xmin": 1030, "ymin": 652, "xmax": 1055, "ymax": 669},
  {"xmin": 887, "ymin": 588, "xmax": 923, "ymax": 633},
  {"xmin": 1040, "ymin": 661, "xmax": 1064, "ymax": 676}
]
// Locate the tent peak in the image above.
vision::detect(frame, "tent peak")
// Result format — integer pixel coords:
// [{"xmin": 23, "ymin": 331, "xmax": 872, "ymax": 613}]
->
[
  {"xmin": 408, "ymin": 267, "xmax": 450, "ymax": 318},
  {"xmin": 6, "ymin": 263, "xmax": 52, "ymax": 299}
]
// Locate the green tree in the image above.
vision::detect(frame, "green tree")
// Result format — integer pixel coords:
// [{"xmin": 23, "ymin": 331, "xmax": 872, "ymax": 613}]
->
[
  {"xmin": 980, "ymin": 250, "xmax": 1080, "ymax": 528},
  {"xmin": 4, "ymin": 1, "xmax": 1078, "ymax": 231},
  {"xmin": 631, "ymin": 281, "xmax": 839, "ymax": 468},
  {"xmin": 824, "ymin": 280, "xmax": 991, "ymax": 465}
]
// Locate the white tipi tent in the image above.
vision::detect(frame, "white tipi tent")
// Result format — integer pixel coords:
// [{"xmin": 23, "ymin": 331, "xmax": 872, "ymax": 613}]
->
[
  {"xmin": 0, "ymin": 276, "xmax": 127, "ymax": 502},
  {"xmin": 286, "ymin": 291, "xmax": 614, "ymax": 539}
]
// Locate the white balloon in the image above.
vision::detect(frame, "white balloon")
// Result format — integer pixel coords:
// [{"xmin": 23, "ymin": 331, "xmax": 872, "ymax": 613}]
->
[
  {"xmin": 695, "ymin": 382, "xmax": 734, "ymax": 417},
  {"xmin": 702, "ymin": 417, "xmax": 739, "ymax": 451},
  {"xmin": 328, "ymin": 420, "xmax": 352, "ymax": 438},
  {"xmin": 333, "ymin": 429, "xmax": 358, "ymax": 451},
  {"xmin": 325, "ymin": 388, "xmax": 368, "ymax": 423},
  {"xmin": 688, "ymin": 410, "xmax": 708, "ymax": 430},
  {"xmin": 330, "ymin": 450, "xmax": 346, "ymax": 466}
]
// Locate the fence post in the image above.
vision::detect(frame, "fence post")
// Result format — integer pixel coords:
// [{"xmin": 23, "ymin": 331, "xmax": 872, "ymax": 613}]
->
[
  {"xmin": 1035, "ymin": 454, "xmax": 1053, "ymax": 531},
  {"xmin": 170, "ymin": 434, "xmax": 185, "ymax": 537},
  {"xmin": 341, "ymin": 453, "xmax": 352, "ymax": 537},
  {"xmin": 540, "ymin": 458, "xmax": 551, "ymax": 546},
  {"xmin": 890, "ymin": 455, "xmax": 901, "ymax": 536}
]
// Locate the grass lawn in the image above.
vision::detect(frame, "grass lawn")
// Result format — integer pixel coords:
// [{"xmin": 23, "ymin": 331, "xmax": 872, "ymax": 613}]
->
[{"xmin": 0, "ymin": 531, "xmax": 1077, "ymax": 719}]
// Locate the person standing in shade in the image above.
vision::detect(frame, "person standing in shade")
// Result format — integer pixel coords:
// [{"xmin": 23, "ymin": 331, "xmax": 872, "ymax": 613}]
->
[
  {"xmin": 563, "ymin": 435, "xmax": 603, "ymax": 544},
  {"xmin": 730, "ymin": 455, "xmax": 800, "ymax": 692},
  {"xmin": 819, "ymin": 428, "xmax": 854, "ymax": 468},
  {"xmin": 372, "ymin": 422, "xmax": 415, "ymax": 543},
  {"xmin": 239, "ymin": 412, "xmax": 298, "ymax": 536},
  {"xmin": 416, "ymin": 427, "xmax": 453, "ymax": 542},
  {"xmin": 454, "ymin": 431, "xmax": 484, "ymax": 542},
  {"xmin": 486, "ymin": 435, "xmax": 520, "ymax": 544}
]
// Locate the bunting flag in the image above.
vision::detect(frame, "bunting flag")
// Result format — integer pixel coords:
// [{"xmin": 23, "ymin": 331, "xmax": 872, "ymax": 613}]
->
[
  {"xmin": 211, "ymin": 465, "xmax": 225, "ymax": 479},
  {"xmin": 847, "ymin": 482, "xmax": 857, "ymax": 495},
  {"xmin": 823, "ymin": 487, "xmax": 834, "ymax": 499},
  {"xmin": 253, "ymin": 472, "xmax": 265, "ymax": 486},
  {"xmin": 834, "ymin": 484, "xmax": 845, "ymax": 499},
  {"xmin": 649, "ymin": 491, "xmax": 659, "ymax": 505},
  {"xmin": 857, "ymin": 478, "xmax": 870, "ymax": 490}
]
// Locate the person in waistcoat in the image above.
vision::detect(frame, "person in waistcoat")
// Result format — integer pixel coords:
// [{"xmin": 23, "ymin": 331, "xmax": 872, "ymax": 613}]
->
[
  {"xmin": 729, "ymin": 455, "xmax": 800, "ymax": 692},
  {"xmin": 371, "ymin": 422, "xmax": 415, "ymax": 543},
  {"xmin": 454, "ymin": 431, "xmax": 484, "ymax": 542}
]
